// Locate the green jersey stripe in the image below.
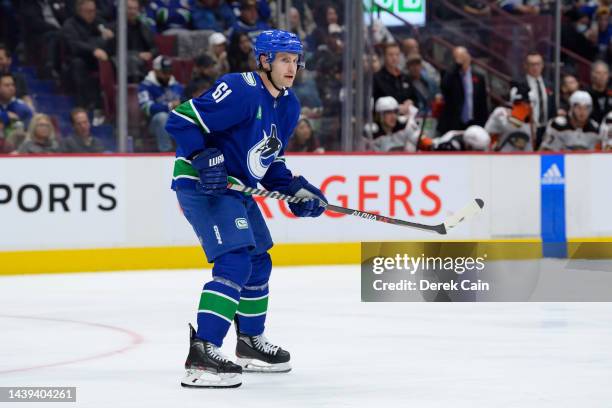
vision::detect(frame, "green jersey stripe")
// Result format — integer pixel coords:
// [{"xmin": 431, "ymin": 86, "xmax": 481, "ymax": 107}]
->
[
  {"xmin": 174, "ymin": 100, "xmax": 210, "ymax": 133},
  {"xmin": 171, "ymin": 110, "xmax": 196, "ymax": 125},
  {"xmin": 189, "ymin": 99, "xmax": 210, "ymax": 133},
  {"xmin": 173, "ymin": 158, "xmax": 199, "ymax": 178}
]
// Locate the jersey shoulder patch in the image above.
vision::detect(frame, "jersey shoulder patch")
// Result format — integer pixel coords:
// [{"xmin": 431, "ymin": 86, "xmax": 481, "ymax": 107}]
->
[{"xmin": 240, "ymin": 72, "xmax": 258, "ymax": 87}]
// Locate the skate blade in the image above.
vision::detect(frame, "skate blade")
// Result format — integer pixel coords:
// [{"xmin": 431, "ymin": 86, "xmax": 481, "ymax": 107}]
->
[
  {"xmin": 181, "ymin": 369, "xmax": 242, "ymax": 388},
  {"xmin": 236, "ymin": 358, "xmax": 292, "ymax": 373}
]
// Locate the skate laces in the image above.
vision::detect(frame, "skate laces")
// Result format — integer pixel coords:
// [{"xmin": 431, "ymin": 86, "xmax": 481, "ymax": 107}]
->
[
  {"xmin": 252, "ymin": 335, "xmax": 279, "ymax": 355},
  {"xmin": 205, "ymin": 343, "xmax": 231, "ymax": 363}
]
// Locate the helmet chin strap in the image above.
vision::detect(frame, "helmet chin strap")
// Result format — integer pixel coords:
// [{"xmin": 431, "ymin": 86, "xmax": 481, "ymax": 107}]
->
[
  {"xmin": 265, "ymin": 67, "xmax": 285, "ymax": 93},
  {"xmin": 262, "ymin": 55, "xmax": 286, "ymax": 93}
]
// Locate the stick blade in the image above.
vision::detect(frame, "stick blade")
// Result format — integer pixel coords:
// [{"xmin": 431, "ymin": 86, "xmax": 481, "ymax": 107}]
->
[{"xmin": 443, "ymin": 198, "xmax": 484, "ymax": 231}]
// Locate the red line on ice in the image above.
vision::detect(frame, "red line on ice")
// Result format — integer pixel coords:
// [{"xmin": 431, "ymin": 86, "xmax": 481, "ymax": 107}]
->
[{"xmin": 0, "ymin": 314, "xmax": 144, "ymax": 374}]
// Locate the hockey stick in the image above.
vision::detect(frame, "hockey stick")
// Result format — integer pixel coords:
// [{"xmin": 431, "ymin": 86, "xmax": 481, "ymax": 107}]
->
[{"xmin": 227, "ymin": 182, "xmax": 484, "ymax": 235}]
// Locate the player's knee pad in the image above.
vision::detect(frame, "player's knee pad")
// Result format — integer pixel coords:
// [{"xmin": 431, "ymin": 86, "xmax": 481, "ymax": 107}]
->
[
  {"xmin": 246, "ymin": 251, "xmax": 272, "ymax": 288},
  {"xmin": 212, "ymin": 247, "xmax": 252, "ymax": 289}
]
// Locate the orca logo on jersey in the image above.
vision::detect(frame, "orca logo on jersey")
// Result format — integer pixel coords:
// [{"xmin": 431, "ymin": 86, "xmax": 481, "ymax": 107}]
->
[{"xmin": 247, "ymin": 124, "xmax": 283, "ymax": 179}]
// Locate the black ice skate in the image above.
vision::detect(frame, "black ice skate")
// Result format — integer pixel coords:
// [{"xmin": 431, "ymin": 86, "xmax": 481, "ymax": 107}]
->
[
  {"xmin": 181, "ymin": 324, "xmax": 242, "ymax": 388},
  {"xmin": 235, "ymin": 332, "xmax": 292, "ymax": 373}
]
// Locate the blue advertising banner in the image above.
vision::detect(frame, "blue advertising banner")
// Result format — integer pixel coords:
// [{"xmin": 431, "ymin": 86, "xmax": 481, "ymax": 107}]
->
[{"xmin": 540, "ymin": 155, "xmax": 567, "ymax": 258}]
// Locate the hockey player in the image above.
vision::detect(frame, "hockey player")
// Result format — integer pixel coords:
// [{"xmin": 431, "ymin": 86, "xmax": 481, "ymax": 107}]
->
[
  {"xmin": 485, "ymin": 84, "xmax": 535, "ymax": 151},
  {"xmin": 366, "ymin": 96, "xmax": 427, "ymax": 152},
  {"xmin": 164, "ymin": 30, "xmax": 328, "ymax": 388},
  {"xmin": 432, "ymin": 125, "xmax": 491, "ymax": 151},
  {"xmin": 539, "ymin": 91, "xmax": 602, "ymax": 151},
  {"xmin": 599, "ymin": 111, "xmax": 612, "ymax": 150}
]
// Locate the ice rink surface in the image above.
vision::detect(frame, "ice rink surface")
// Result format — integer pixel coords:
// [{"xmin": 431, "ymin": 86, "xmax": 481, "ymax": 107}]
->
[{"xmin": 1, "ymin": 264, "xmax": 612, "ymax": 408}]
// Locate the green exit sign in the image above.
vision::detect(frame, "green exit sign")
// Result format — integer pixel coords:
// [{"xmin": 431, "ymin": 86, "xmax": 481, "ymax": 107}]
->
[{"xmin": 366, "ymin": 0, "xmax": 426, "ymax": 26}]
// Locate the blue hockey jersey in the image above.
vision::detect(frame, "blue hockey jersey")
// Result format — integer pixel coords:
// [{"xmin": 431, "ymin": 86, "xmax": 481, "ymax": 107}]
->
[
  {"xmin": 165, "ymin": 71, "xmax": 301, "ymax": 190},
  {"xmin": 138, "ymin": 71, "xmax": 184, "ymax": 117}
]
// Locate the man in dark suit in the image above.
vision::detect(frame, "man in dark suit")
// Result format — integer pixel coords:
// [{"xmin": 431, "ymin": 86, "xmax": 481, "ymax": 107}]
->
[
  {"xmin": 437, "ymin": 46, "xmax": 488, "ymax": 135},
  {"xmin": 373, "ymin": 43, "xmax": 418, "ymax": 115},
  {"xmin": 517, "ymin": 51, "xmax": 555, "ymax": 148}
]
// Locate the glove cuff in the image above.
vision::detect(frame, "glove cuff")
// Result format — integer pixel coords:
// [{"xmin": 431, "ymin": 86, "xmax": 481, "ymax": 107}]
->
[{"xmin": 286, "ymin": 175, "xmax": 308, "ymax": 195}]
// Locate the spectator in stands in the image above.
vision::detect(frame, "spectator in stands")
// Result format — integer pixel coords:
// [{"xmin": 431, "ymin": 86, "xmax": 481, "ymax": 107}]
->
[
  {"xmin": 207, "ymin": 32, "xmax": 230, "ymax": 76},
  {"xmin": 228, "ymin": 0, "xmax": 271, "ymax": 41},
  {"xmin": 586, "ymin": 7, "xmax": 612, "ymax": 62},
  {"xmin": 437, "ymin": 46, "xmax": 488, "ymax": 135},
  {"xmin": 17, "ymin": 113, "xmax": 60, "ymax": 154},
  {"xmin": 109, "ymin": 0, "xmax": 156, "ymax": 83},
  {"xmin": 0, "ymin": 121, "xmax": 14, "ymax": 153},
  {"xmin": 145, "ymin": 0, "xmax": 192, "ymax": 33},
  {"xmin": 432, "ymin": 125, "xmax": 491, "ymax": 151},
  {"xmin": 518, "ymin": 51, "xmax": 555, "ymax": 146},
  {"xmin": 540, "ymin": 90, "xmax": 601, "ymax": 151},
  {"xmin": 227, "ymin": 32, "xmax": 256, "ymax": 73},
  {"xmin": 405, "ymin": 53, "xmax": 439, "ymax": 112},
  {"xmin": 559, "ymin": 73, "xmax": 580, "ymax": 113},
  {"xmin": 371, "ymin": 18, "xmax": 395, "ymax": 47},
  {"xmin": 0, "ymin": 44, "xmax": 34, "ymax": 109},
  {"xmin": 292, "ymin": 68, "xmax": 322, "ymax": 110},
  {"xmin": 309, "ymin": 25, "xmax": 344, "ymax": 73},
  {"xmin": 579, "ymin": 0, "xmax": 611, "ymax": 20},
  {"xmin": 138, "ymin": 56, "xmax": 184, "ymax": 152},
  {"xmin": 183, "ymin": 54, "xmax": 216, "ymax": 100},
  {"xmin": 145, "ymin": 0, "xmax": 212, "ymax": 58},
  {"xmin": 400, "ymin": 38, "xmax": 440, "ymax": 88},
  {"xmin": 287, "ymin": 118, "xmax": 324, "ymax": 153},
  {"xmin": 309, "ymin": 4, "xmax": 342, "ymax": 48},
  {"xmin": 373, "ymin": 43, "xmax": 418, "ymax": 115},
  {"xmin": 366, "ymin": 96, "xmax": 424, "ymax": 152},
  {"xmin": 0, "ymin": 73, "xmax": 34, "ymax": 130},
  {"xmin": 499, "ymin": 0, "xmax": 542, "ymax": 15},
  {"xmin": 19, "ymin": 0, "xmax": 68, "ymax": 78},
  {"xmin": 60, "ymin": 107, "xmax": 106, "ymax": 153},
  {"xmin": 587, "ymin": 60, "xmax": 612, "ymax": 123},
  {"xmin": 289, "ymin": 7, "xmax": 307, "ymax": 43},
  {"xmin": 62, "ymin": 0, "xmax": 113, "ymax": 111},
  {"xmin": 192, "ymin": 0, "xmax": 235, "ymax": 31},
  {"xmin": 599, "ymin": 110, "xmax": 612, "ymax": 150},
  {"xmin": 562, "ymin": 9, "xmax": 597, "ymax": 61},
  {"xmin": 485, "ymin": 83, "xmax": 535, "ymax": 151}
]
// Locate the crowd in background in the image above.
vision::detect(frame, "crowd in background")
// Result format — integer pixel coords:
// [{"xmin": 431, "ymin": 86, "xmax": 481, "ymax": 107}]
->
[
  {"xmin": 369, "ymin": 0, "xmax": 612, "ymax": 153},
  {"xmin": 0, "ymin": 0, "xmax": 611, "ymax": 155}
]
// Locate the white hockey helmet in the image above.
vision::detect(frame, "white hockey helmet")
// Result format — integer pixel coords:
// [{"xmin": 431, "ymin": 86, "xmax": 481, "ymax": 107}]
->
[
  {"xmin": 375, "ymin": 96, "xmax": 399, "ymax": 113},
  {"xmin": 463, "ymin": 125, "xmax": 490, "ymax": 151},
  {"xmin": 569, "ymin": 90, "xmax": 593, "ymax": 110}
]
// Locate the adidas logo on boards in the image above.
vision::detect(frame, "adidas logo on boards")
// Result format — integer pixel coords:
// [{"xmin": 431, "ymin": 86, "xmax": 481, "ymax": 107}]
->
[{"xmin": 541, "ymin": 163, "xmax": 565, "ymax": 185}]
